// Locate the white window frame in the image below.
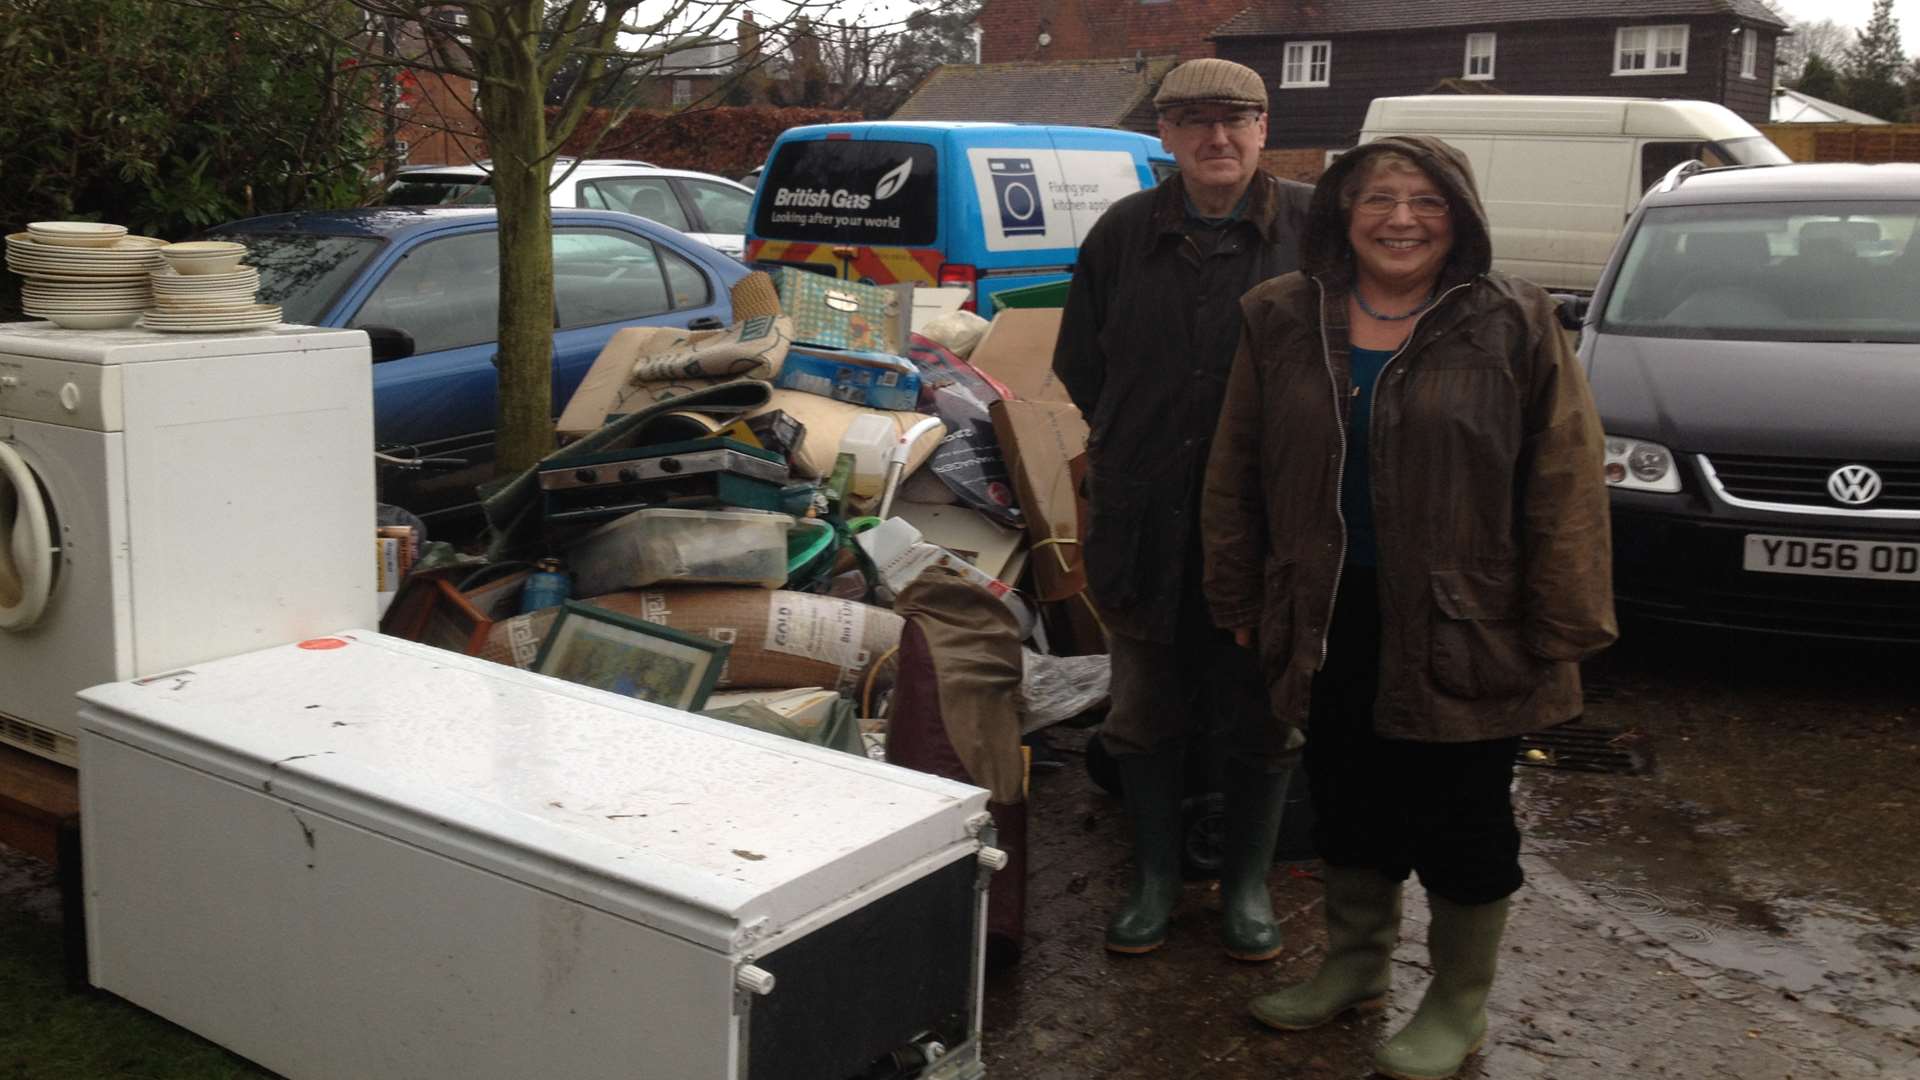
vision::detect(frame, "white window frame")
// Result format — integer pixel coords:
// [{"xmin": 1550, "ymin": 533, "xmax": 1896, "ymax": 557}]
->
[
  {"xmin": 1614, "ymin": 25, "xmax": 1688, "ymax": 76},
  {"xmin": 1463, "ymin": 32, "xmax": 1496, "ymax": 80},
  {"xmin": 1281, "ymin": 40, "xmax": 1331, "ymax": 88},
  {"xmin": 671, "ymin": 78, "xmax": 692, "ymax": 106},
  {"xmin": 1740, "ymin": 31, "xmax": 1757, "ymax": 79}
]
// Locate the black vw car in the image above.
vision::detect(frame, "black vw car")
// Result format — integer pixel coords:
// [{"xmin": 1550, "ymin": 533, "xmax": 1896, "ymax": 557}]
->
[{"xmin": 1575, "ymin": 161, "xmax": 1920, "ymax": 640}]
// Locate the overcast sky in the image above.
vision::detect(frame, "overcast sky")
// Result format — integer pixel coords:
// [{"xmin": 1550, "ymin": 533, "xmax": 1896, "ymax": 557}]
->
[{"xmin": 1766, "ymin": 0, "xmax": 1909, "ymax": 51}]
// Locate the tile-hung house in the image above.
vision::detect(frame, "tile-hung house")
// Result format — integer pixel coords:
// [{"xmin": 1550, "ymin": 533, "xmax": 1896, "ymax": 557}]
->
[{"xmin": 1212, "ymin": 0, "xmax": 1788, "ymax": 149}]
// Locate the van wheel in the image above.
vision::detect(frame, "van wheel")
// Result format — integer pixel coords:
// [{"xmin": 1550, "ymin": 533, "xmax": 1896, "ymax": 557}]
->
[{"xmin": 1181, "ymin": 792, "xmax": 1227, "ymax": 880}]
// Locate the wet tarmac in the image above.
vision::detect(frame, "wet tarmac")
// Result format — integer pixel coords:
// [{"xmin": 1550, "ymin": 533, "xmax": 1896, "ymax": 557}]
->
[{"xmin": 984, "ymin": 620, "xmax": 1919, "ymax": 1078}]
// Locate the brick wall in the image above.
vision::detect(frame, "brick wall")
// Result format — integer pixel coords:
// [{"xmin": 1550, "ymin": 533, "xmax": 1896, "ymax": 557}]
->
[
  {"xmin": 1261, "ymin": 148, "xmax": 1332, "ymax": 185},
  {"xmin": 980, "ymin": 0, "xmax": 1244, "ymax": 64}
]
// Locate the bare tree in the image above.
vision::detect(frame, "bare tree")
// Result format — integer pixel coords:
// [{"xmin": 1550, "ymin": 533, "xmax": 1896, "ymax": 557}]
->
[
  {"xmin": 196, "ymin": 0, "xmax": 949, "ymax": 478},
  {"xmin": 774, "ymin": 0, "xmax": 980, "ymax": 113},
  {"xmin": 1775, "ymin": 17, "xmax": 1855, "ymax": 84}
]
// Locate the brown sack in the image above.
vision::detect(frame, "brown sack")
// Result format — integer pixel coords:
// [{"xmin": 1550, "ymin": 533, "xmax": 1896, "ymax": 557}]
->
[
  {"xmin": 885, "ymin": 565, "xmax": 1029, "ymax": 964},
  {"xmin": 478, "ymin": 587, "xmax": 902, "ymax": 698}
]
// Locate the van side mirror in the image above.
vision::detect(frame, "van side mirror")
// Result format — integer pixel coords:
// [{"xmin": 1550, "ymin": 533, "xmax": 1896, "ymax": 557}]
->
[
  {"xmin": 1550, "ymin": 294, "xmax": 1590, "ymax": 332},
  {"xmin": 363, "ymin": 326, "xmax": 416, "ymax": 363}
]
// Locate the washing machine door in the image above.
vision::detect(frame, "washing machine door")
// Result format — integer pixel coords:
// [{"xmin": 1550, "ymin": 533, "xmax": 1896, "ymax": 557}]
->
[{"xmin": 0, "ymin": 440, "xmax": 57, "ymax": 630}]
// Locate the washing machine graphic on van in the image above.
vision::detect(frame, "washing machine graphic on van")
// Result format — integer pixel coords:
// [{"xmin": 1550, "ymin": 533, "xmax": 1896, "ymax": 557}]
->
[{"xmin": 988, "ymin": 158, "xmax": 1048, "ymax": 237}]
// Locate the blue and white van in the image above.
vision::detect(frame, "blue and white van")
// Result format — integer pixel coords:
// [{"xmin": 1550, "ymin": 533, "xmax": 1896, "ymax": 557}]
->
[{"xmin": 745, "ymin": 122, "xmax": 1174, "ymax": 311}]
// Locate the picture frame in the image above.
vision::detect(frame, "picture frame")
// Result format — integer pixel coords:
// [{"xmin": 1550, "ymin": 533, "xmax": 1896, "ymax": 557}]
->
[
  {"xmin": 531, "ymin": 600, "xmax": 729, "ymax": 712},
  {"xmin": 461, "ymin": 567, "xmax": 533, "ymax": 622},
  {"xmin": 379, "ymin": 567, "xmax": 457, "ymax": 640},
  {"xmin": 414, "ymin": 578, "xmax": 493, "ymax": 656}
]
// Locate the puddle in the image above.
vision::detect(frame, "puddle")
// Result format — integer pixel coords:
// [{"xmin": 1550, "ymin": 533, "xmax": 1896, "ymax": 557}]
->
[{"xmin": 1519, "ymin": 765, "xmax": 1920, "ymax": 1042}]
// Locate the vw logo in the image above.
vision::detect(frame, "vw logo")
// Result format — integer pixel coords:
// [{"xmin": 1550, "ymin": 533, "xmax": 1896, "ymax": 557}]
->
[{"xmin": 1827, "ymin": 464, "xmax": 1882, "ymax": 506}]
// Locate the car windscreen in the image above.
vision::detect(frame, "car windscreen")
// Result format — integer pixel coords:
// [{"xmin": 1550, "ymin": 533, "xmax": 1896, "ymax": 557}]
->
[
  {"xmin": 1599, "ymin": 201, "xmax": 1920, "ymax": 343},
  {"xmin": 752, "ymin": 139, "xmax": 938, "ymax": 247},
  {"xmin": 1717, "ymin": 136, "xmax": 1792, "ymax": 167},
  {"xmin": 383, "ymin": 175, "xmax": 493, "ymax": 206},
  {"xmin": 214, "ymin": 232, "xmax": 386, "ymax": 326}
]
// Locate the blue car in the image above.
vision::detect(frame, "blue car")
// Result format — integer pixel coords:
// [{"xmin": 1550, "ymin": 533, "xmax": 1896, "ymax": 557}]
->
[{"xmin": 213, "ymin": 207, "xmax": 749, "ymax": 524}]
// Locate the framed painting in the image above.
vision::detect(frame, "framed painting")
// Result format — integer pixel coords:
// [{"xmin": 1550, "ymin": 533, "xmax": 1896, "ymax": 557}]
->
[{"xmin": 531, "ymin": 601, "xmax": 729, "ymax": 711}]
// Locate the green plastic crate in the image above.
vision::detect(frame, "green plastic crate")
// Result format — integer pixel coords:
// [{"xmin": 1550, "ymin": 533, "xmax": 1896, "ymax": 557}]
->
[{"xmin": 988, "ymin": 278, "xmax": 1070, "ymax": 313}]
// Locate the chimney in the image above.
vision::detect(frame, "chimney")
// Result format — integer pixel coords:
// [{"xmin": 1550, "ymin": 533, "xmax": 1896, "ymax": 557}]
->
[
  {"xmin": 793, "ymin": 17, "xmax": 822, "ymax": 70},
  {"xmin": 738, "ymin": 12, "xmax": 760, "ymax": 63}
]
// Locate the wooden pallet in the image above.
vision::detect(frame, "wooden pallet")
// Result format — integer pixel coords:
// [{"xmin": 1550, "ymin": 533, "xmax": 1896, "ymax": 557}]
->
[{"xmin": 0, "ymin": 742, "xmax": 79, "ymax": 868}]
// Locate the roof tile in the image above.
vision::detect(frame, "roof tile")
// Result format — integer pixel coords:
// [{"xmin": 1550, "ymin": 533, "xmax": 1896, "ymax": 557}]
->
[{"xmin": 891, "ymin": 58, "xmax": 1179, "ymax": 128}]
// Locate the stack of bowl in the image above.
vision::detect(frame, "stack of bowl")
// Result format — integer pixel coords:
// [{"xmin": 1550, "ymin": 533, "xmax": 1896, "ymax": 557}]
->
[
  {"xmin": 5, "ymin": 222, "xmax": 165, "ymax": 329},
  {"xmin": 142, "ymin": 241, "xmax": 281, "ymax": 333}
]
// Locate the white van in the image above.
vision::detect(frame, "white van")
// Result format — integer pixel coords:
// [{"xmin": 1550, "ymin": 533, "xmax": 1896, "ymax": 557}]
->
[{"xmin": 1358, "ymin": 95, "xmax": 1790, "ymax": 292}]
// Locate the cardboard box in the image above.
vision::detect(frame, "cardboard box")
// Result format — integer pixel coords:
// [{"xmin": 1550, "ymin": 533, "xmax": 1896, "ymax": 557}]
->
[
  {"xmin": 990, "ymin": 398, "xmax": 1089, "ymax": 603},
  {"xmin": 772, "ymin": 345, "xmax": 922, "ymax": 411},
  {"xmin": 770, "ymin": 269, "xmax": 903, "ymax": 353},
  {"xmin": 968, "ymin": 308, "xmax": 1069, "ymax": 403},
  {"xmin": 893, "ymin": 501, "xmax": 1027, "ymax": 584}
]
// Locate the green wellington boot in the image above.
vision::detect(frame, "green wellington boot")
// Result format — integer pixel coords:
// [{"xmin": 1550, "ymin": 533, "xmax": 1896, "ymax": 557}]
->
[
  {"xmin": 1373, "ymin": 894, "xmax": 1511, "ymax": 1080},
  {"xmin": 1105, "ymin": 748, "xmax": 1187, "ymax": 954},
  {"xmin": 1248, "ymin": 866, "xmax": 1402, "ymax": 1030},
  {"xmin": 1219, "ymin": 760, "xmax": 1292, "ymax": 960}
]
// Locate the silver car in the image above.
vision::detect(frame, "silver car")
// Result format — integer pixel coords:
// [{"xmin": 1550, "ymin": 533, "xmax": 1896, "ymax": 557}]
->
[{"xmin": 382, "ymin": 159, "xmax": 754, "ymax": 258}]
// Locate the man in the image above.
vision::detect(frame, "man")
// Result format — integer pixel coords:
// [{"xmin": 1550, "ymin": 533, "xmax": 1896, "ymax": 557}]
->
[{"xmin": 1054, "ymin": 58, "xmax": 1312, "ymax": 960}]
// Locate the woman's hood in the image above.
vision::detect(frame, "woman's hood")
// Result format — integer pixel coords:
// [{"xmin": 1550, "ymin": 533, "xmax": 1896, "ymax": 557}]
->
[{"xmin": 1303, "ymin": 134, "xmax": 1494, "ymax": 282}]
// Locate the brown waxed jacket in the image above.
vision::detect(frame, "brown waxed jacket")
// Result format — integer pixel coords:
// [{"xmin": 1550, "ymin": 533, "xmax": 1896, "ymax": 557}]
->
[
  {"xmin": 1200, "ymin": 136, "xmax": 1617, "ymax": 742},
  {"xmin": 1054, "ymin": 169, "xmax": 1313, "ymax": 643}
]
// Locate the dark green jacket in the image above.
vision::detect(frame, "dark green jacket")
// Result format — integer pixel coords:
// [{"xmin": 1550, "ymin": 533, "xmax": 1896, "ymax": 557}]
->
[
  {"xmin": 1201, "ymin": 136, "xmax": 1617, "ymax": 741},
  {"xmin": 1053, "ymin": 170, "xmax": 1312, "ymax": 643}
]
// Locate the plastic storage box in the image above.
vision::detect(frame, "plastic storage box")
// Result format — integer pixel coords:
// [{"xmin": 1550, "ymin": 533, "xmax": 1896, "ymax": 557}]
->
[
  {"xmin": 987, "ymin": 278, "xmax": 1069, "ymax": 312},
  {"xmin": 567, "ymin": 508, "xmax": 794, "ymax": 596}
]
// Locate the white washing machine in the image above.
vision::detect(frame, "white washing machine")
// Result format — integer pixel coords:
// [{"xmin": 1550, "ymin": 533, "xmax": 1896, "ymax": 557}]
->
[{"xmin": 0, "ymin": 323, "xmax": 376, "ymax": 764}]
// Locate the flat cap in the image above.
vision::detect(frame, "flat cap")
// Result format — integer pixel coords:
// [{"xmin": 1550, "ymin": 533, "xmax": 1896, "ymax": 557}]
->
[{"xmin": 1153, "ymin": 58, "xmax": 1268, "ymax": 112}]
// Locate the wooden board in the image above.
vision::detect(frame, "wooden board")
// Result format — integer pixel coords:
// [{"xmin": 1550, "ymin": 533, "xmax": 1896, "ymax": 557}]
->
[{"xmin": 0, "ymin": 742, "xmax": 79, "ymax": 866}]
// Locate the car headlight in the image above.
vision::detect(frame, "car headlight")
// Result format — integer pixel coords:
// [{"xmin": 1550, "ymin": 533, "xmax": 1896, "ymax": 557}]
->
[{"xmin": 1604, "ymin": 436, "xmax": 1682, "ymax": 493}]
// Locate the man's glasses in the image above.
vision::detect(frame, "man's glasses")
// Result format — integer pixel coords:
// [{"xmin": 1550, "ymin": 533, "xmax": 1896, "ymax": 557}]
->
[
  {"xmin": 1170, "ymin": 111, "xmax": 1261, "ymax": 132},
  {"xmin": 1353, "ymin": 192, "xmax": 1450, "ymax": 218}
]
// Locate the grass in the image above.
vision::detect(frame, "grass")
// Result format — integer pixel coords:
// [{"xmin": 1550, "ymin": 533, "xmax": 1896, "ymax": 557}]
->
[{"xmin": 0, "ymin": 903, "xmax": 273, "ymax": 1080}]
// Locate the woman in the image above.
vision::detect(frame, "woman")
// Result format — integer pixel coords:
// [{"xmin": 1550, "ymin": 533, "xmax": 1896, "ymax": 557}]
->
[{"xmin": 1200, "ymin": 137, "xmax": 1615, "ymax": 1080}]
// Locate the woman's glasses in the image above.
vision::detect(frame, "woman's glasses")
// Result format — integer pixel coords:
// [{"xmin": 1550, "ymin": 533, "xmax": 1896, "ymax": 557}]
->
[{"xmin": 1354, "ymin": 192, "xmax": 1450, "ymax": 218}]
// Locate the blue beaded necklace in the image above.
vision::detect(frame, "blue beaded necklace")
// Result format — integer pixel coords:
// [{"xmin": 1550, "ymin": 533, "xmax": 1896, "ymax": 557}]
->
[{"xmin": 1353, "ymin": 287, "xmax": 1437, "ymax": 322}]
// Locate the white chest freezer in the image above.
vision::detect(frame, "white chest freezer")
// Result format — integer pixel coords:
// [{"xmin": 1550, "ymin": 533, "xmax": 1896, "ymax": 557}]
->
[{"xmin": 77, "ymin": 632, "xmax": 995, "ymax": 1080}]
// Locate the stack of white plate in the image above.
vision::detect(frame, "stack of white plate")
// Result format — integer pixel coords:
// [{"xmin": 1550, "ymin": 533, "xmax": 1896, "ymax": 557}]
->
[
  {"xmin": 6, "ymin": 225, "xmax": 164, "ymax": 329},
  {"xmin": 141, "ymin": 250, "xmax": 280, "ymax": 333}
]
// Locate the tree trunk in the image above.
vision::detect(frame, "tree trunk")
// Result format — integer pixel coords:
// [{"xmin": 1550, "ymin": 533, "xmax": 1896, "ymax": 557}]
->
[{"xmin": 478, "ymin": 2, "xmax": 557, "ymax": 478}]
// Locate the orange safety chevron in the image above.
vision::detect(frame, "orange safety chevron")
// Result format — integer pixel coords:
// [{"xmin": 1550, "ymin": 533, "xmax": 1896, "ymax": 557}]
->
[{"xmin": 747, "ymin": 240, "xmax": 943, "ymax": 286}]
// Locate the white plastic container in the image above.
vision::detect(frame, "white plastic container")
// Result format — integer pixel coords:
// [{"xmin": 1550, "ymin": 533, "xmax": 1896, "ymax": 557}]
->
[
  {"xmin": 565, "ymin": 508, "xmax": 794, "ymax": 596},
  {"xmin": 839, "ymin": 412, "xmax": 896, "ymax": 498}
]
